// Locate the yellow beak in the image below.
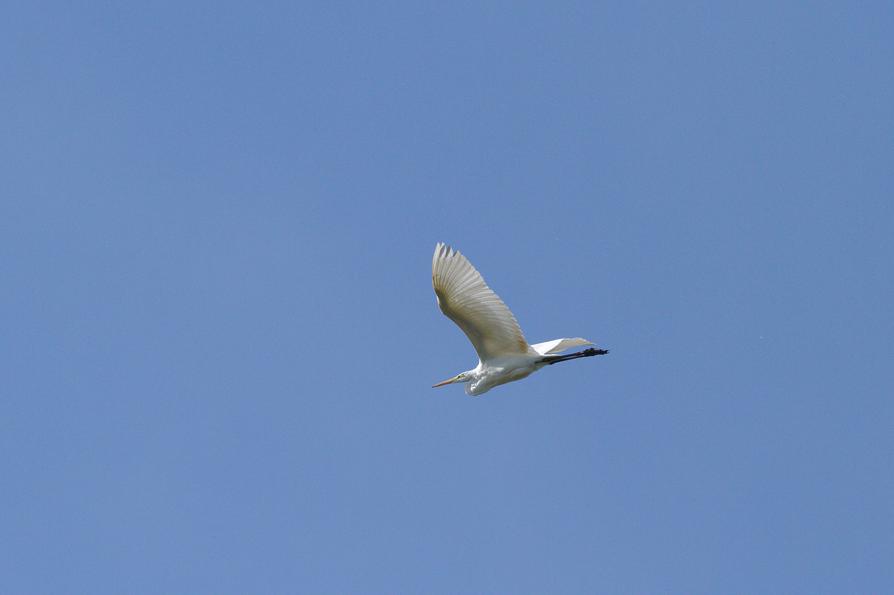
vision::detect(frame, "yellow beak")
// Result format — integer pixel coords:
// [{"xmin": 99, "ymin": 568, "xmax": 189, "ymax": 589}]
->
[{"xmin": 432, "ymin": 375, "xmax": 460, "ymax": 388}]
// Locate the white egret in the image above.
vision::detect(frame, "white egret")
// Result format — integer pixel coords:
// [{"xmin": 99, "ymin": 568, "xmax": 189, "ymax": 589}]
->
[{"xmin": 432, "ymin": 242, "xmax": 608, "ymax": 396}]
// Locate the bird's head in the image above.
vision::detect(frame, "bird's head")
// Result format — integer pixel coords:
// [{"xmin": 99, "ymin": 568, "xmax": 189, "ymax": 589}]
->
[{"xmin": 432, "ymin": 372, "xmax": 470, "ymax": 388}]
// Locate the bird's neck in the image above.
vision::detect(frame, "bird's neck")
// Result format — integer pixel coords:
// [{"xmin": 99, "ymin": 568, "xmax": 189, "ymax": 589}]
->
[{"xmin": 463, "ymin": 367, "xmax": 481, "ymax": 382}]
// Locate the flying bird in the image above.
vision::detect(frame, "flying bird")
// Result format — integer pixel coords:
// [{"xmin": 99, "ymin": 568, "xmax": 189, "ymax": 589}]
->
[{"xmin": 432, "ymin": 242, "xmax": 608, "ymax": 396}]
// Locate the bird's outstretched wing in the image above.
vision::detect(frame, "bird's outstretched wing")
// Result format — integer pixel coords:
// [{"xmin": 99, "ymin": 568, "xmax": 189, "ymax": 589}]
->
[{"xmin": 432, "ymin": 242, "xmax": 531, "ymax": 361}]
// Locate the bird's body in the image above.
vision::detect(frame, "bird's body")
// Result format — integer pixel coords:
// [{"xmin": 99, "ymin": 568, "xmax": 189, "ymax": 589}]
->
[{"xmin": 432, "ymin": 242, "xmax": 607, "ymax": 396}]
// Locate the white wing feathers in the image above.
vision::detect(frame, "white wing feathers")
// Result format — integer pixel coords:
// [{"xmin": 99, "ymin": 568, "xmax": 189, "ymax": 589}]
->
[
  {"xmin": 432, "ymin": 243, "xmax": 531, "ymax": 361},
  {"xmin": 530, "ymin": 337, "xmax": 594, "ymax": 355}
]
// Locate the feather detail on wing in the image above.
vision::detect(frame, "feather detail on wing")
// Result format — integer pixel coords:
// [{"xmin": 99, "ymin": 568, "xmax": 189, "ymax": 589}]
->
[{"xmin": 432, "ymin": 243, "xmax": 531, "ymax": 361}]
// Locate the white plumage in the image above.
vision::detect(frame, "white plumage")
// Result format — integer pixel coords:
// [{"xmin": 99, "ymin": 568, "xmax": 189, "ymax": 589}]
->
[{"xmin": 431, "ymin": 242, "xmax": 607, "ymax": 396}]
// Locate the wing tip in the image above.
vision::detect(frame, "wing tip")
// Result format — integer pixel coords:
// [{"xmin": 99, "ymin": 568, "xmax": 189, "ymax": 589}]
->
[
  {"xmin": 434, "ymin": 242, "xmax": 456, "ymax": 258},
  {"xmin": 433, "ymin": 242, "xmax": 464, "ymax": 278}
]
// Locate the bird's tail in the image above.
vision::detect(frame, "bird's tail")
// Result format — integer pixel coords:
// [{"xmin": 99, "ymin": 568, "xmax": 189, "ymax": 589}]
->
[{"xmin": 530, "ymin": 337, "xmax": 593, "ymax": 355}]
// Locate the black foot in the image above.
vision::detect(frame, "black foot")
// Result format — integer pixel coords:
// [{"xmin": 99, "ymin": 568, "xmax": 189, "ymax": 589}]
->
[
  {"xmin": 542, "ymin": 347, "xmax": 609, "ymax": 365},
  {"xmin": 583, "ymin": 348, "xmax": 609, "ymax": 356}
]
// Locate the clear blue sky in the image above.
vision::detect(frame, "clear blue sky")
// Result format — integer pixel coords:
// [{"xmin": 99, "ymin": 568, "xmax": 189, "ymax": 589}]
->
[{"xmin": 3, "ymin": 2, "xmax": 892, "ymax": 593}]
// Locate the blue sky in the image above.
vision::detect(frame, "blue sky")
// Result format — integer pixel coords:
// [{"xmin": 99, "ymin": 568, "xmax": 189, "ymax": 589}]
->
[{"xmin": 2, "ymin": 1, "xmax": 892, "ymax": 592}]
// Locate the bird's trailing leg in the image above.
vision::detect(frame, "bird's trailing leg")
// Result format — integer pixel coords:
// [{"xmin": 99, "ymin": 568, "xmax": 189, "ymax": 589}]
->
[{"xmin": 540, "ymin": 347, "xmax": 609, "ymax": 365}]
